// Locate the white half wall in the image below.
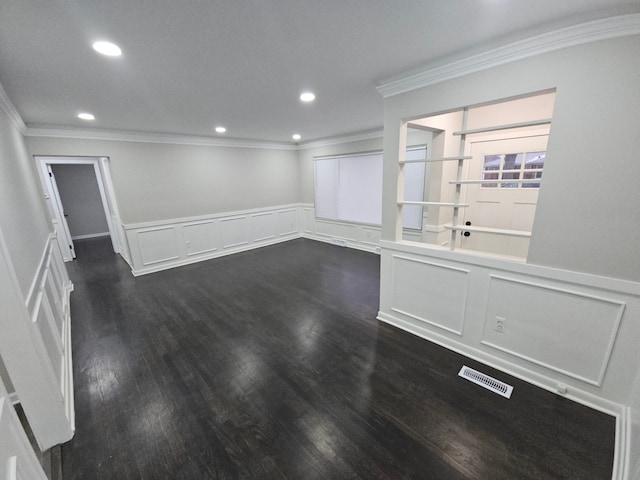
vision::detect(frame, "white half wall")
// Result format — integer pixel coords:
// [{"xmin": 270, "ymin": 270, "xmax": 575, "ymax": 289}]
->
[{"xmin": 378, "ymin": 240, "xmax": 640, "ymax": 479}]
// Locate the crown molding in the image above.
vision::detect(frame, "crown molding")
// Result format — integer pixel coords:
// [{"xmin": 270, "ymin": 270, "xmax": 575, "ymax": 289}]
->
[
  {"xmin": 297, "ymin": 129, "xmax": 384, "ymax": 150},
  {"xmin": 377, "ymin": 13, "xmax": 640, "ymax": 98},
  {"xmin": 25, "ymin": 126, "xmax": 385, "ymax": 152},
  {"xmin": 24, "ymin": 127, "xmax": 298, "ymax": 150},
  {"xmin": 0, "ymin": 82, "xmax": 26, "ymax": 133}
]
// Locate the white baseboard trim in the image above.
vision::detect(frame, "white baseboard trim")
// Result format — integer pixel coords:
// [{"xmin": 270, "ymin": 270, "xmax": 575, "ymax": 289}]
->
[
  {"xmin": 301, "ymin": 233, "xmax": 381, "ymax": 255},
  {"xmin": 71, "ymin": 232, "xmax": 110, "ymax": 240},
  {"xmin": 376, "ymin": 310, "xmax": 627, "ymax": 479}
]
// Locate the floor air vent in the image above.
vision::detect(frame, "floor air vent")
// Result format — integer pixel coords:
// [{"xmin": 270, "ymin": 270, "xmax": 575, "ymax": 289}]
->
[{"xmin": 458, "ymin": 366, "xmax": 513, "ymax": 399}]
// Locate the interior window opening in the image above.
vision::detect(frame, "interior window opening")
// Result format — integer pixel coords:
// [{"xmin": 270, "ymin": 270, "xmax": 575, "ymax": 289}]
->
[{"xmin": 397, "ymin": 90, "xmax": 556, "ymax": 260}]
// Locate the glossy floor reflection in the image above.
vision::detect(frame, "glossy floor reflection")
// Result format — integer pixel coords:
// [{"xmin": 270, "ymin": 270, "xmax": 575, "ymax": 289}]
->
[{"xmin": 63, "ymin": 238, "xmax": 615, "ymax": 479}]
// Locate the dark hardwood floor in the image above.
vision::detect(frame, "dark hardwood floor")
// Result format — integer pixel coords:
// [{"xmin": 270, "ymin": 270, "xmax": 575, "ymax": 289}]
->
[{"xmin": 63, "ymin": 237, "xmax": 615, "ymax": 479}]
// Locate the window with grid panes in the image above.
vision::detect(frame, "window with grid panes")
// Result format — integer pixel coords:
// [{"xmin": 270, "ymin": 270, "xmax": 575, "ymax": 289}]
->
[{"xmin": 481, "ymin": 151, "xmax": 545, "ymax": 188}]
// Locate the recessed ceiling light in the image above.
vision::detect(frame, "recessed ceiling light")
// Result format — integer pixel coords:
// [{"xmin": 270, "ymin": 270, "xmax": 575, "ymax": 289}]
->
[
  {"xmin": 300, "ymin": 92, "xmax": 315, "ymax": 102},
  {"xmin": 92, "ymin": 41, "xmax": 122, "ymax": 57},
  {"xmin": 292, "ymin": 134, "xmax": 301, "ymax": 140},
  {"xmin": 215, "ymin": 126, "xmax": 226, "ymax": 133},
  {"xmin": 78, "ymin": 113, "xmax": 95, "ymax": 120}
]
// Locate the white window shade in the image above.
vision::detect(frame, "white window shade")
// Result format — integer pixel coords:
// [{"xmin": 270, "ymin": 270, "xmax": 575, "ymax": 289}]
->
[
  {"xmin": 314, "ymin": 147, "xmax": 426, "ymax": 228},
  {"xmin": 314, "ymin": 153, "xmax": 382, "ymax": 225}
]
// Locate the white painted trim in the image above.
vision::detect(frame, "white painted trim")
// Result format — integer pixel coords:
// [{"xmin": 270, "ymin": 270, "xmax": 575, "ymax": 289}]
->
[
  {"xmin": 377, "ymin": 14, "xmax": 640, "ymax": 98},
  {"xmin": 300, "ymin": 233, "xmax": 380, "ymax": 255},
  {"xmin": 24, "ymin": 233, "xmax": 54, "ymax": 308},
  {"xmin": 621, "ymin": 406, "xmax": 632, "ymax": 480},
  {"xmin": 390, "ymin": 254, "xmax": 470, "ymax": 336},
  {"xmin": 380, "ymin": 240, "xmax": 640, "ymax": 297},
  {"xmin": 0, "ymin": 377, "xmax": 48, "ymax": 479},
  {"xmin": 71, "ymin": 232, "xmax": 110, "ymax": 240},
  {"xmin": 24, "ymin": 127, "xmax": 297, "ymax": 150},
  {"xmin": 0, "ymin": 81, "xmax": 25, "ymax": 133},
  {"xmin": 123, "ymin": 204, "xmax": 301, "ymax": 230},
  {"xmin": 35, "ymin": 156, "xmax": 128, "ymax": 259},
  {"xmin": 24, "ymin": 126, "xmax": 384, "ymax": 151}
]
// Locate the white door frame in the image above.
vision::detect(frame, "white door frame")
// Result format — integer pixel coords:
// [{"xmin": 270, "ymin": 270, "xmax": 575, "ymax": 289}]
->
[
  {"xmin": 43, "ymin": 163, "xmax": 76, "ymax": 261},
  {"xmin": 35, "ymin": 156, "xmax": 123, "ymax": 260}
]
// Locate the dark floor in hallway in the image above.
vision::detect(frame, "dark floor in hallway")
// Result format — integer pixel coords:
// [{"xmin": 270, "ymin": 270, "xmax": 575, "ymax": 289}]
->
[{"xmin": 62, "ymin": 237, "xmax": 615, "ymax": 479}]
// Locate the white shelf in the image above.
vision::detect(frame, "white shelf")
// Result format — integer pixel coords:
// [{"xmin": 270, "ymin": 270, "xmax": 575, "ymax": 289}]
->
[
  {"xmin": 399, "ymin": 156, "xmax": 472, "ymax": 164},
  {"xmin": 453, "ymin": 118, "xmax": 552, "ymax": 136},
  {"xmin": 444, "ymin": 224, "xmax": 532, "ymax": 238},
  {"xmin": 399, "ymin": 201, "xmax": 469, "ymax": 208},
  {"xmin": 449, "ymin": 178, "xmax": 543, "ymax": 185}
]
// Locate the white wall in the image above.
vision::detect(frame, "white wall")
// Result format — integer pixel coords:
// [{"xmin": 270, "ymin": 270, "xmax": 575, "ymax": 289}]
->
[
  {"xmin": 382, "ymin": 35, "xmax": 640, "ymax": 282},
  {"xmin": 26, "ymin": 137, "xmax": 300, "ymax": 225},
  {"xmin": 51, "ymin": 164, "xmax": 109, "ymax": 238},
  {"xmin": 0, "ymin": 112, "xmax": 51, "ymax": 293}
]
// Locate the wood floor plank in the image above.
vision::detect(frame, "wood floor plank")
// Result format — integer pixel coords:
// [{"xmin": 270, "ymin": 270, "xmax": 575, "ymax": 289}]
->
[{"xmin": 62, "ymin": 238, "xmax": 615, "ymax": 479}]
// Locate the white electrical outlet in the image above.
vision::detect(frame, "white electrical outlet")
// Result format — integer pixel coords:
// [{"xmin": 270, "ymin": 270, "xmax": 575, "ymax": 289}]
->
[{"xmin": 495, "ymin": 316, "xmax": 506, "ymax": 333}]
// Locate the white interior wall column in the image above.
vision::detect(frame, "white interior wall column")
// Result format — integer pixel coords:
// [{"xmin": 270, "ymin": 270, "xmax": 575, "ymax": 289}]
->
[{"xmin": 381, "ymin": 120, "xmax": 405, "ymax": 242}]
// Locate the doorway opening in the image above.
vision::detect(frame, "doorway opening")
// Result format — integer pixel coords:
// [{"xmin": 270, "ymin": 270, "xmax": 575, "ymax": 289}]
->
[
  {"xmin": 35, "ymin": 156, "xmax": 128, "ymax": 263},
  {"xmin": 398, "ymin": 90, "xmax": 556, "ymax": 260}
]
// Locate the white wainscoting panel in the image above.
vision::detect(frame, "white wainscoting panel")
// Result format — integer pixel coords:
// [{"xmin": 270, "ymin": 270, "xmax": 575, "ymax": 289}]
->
[
  {"xmin": 251, "ymin": 212, "xmax": 276, "ymax": 243},
  {"xmin": 361, "ymin": 226, "xmax": 382, "ymax": 248},
  {"xmin": 33, "ymin": 294, "xmax": 63, "ymax": 387},
  {"xmin": 221, "ymin": 216, "xmax": 250, "ymax": 249},
  {"xmin": 402, "ymin": 230, "xmax": 423, "ymax": 242},
  {"xmin": 481, "ymin": 275, "xmax": 624, "ymax": 386},
  {"xmin": 123, "ymin": 205, "xmax": 303, "ymax": 276},
  {"xmin": 183, "ymin": 221, "xmax": 217, "ymax": 257},
  {"xmin": 378, "ymin": 239, "xmax": 640, "ymax": 420},
  {"xmin": 278, "ymin": 209, "xmax": 298, "ymax": 236},
  {"xmin": 303, "ymin": 207, "xmax": 315, "ymax": 234},
  {"xmin": 390, "ymin": 255, "xmax": 469, "ymax": 335},
  {"xmin": 137, "ymin": 226, "xmax": 180, "ymax": 266},
  {"xmin": 123, "ymin": 204, "xmax": 423, "ymax": 276},
  {"xmin": 300, "ymin": 206, "xmax": 381, "ymax": 253},
  {"xmin": 315, "ymin": 220, "xmax": 358, "ymax": 242},
  {"xmin": 3, "ymin": 234, "xmax": 75, "ymax": 449}
]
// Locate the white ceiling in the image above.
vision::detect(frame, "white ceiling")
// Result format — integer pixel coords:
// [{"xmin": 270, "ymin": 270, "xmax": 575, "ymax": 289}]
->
[{"xmin": 1, "ymin": 0, "xmax": 638, "ymax": 143}]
